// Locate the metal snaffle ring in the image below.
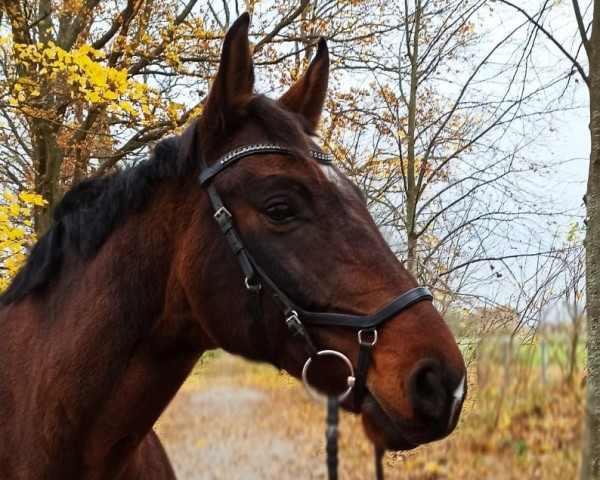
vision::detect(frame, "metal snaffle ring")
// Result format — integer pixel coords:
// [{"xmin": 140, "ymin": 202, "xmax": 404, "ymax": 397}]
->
[{"xmin": 301, "ymin": 350, "xmax": 355, "ymax": 404}]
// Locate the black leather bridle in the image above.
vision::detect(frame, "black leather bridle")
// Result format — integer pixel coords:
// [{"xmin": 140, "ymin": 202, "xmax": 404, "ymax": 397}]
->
[{"xmin": 199, "ymin": 143, "xmax": 433, "ymax": 480}]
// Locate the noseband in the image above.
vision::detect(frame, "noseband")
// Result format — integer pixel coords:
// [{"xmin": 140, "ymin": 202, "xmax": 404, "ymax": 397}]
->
[{"xmin": 199, "ymin": 143, "xmax": 433, "ymax": 479}]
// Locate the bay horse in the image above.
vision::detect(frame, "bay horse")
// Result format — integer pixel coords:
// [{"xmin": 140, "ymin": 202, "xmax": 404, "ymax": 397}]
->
[{"xmin": 0, "ymin": 14, "xmax": 466, "ymax": 479}]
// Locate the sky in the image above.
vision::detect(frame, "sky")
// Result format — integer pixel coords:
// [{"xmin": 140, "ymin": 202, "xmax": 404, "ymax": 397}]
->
[{"xmin": 553, "ymin": 105, "xmax": 589, "ymax": 213}]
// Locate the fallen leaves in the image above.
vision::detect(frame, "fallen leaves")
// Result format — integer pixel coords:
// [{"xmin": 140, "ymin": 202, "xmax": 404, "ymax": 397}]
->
[{"xmin": 158, "ymin": 349, "xmax": 582, "ymax": 479}]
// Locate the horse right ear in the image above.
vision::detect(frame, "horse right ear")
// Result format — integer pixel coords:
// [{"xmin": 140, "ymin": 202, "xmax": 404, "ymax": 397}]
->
[
  {"xmin": 278, "ymin": 38, "xmax": 329, "ymax": 133},
  {"xmin": 199, "ymin": 13, "xmax": 255, "ymax": 135}
]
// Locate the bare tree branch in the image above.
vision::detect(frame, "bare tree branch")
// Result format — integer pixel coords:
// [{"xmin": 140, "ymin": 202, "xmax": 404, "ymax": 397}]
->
[
  {"xmin": 253, "ymin": 0, "xmax": 310, "ymax": 52},
  {"xmin": 496, "ymin": 0, "xmax": 589, "ymax": 86}
]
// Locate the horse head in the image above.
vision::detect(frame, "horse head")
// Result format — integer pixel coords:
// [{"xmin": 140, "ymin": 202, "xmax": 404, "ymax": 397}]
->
[{"xmin": 179, "ymin": 13, "xmax": 466, "ymax": 451}]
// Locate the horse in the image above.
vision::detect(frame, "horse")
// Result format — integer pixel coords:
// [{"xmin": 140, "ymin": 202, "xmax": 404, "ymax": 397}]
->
[{"xmin": 0, "ymin": 14, "xmax": 466, "ymax": 479}]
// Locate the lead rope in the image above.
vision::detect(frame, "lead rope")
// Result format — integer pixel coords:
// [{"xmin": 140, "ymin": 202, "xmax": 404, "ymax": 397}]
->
[
  {"xmin": 326, "ymin": 396, "xmax": 339, "ymax": 480},
  {"xmin": 323, "ymin": 338, "xmax": 386, "ymax": 480},
  {"xmin": 375, "ymin": 447, "xmax": 385, "ymax": 480},
  {"xmin": 325, "ymin": 398, "xmax": 386, "ymax": 480}
]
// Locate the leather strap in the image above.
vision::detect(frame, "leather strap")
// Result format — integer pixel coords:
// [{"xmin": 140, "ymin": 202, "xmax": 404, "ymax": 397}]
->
[
  {"xmin": 200, "ymin": 143, "xmax": 333, "ymax": 185},
  {"xmin": 198, "ymin": 141, "xmax": 433, "ymax": 480},
  {"xmin": 375, "ymin": 447, "xmax": 385, "ymax": 480},
  {"xmin": 299, "ymin": 287, "xmax": 433, "ymax": 328},
  {"xmin": 353, "ymin": 330, "xmax": 376, "ymax": 408},
  {"xmin": 247, "ymin": 253, "xmax": 432, "ymax": 329}
]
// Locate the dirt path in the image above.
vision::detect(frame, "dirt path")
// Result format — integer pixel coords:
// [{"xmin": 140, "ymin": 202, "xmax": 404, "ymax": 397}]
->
[
  {"xmin": 156, "ymin": 353, "xmax": 397, "ymax": 479},
  {"xmin": 156, "ymin": 353, "xmax": 586, "ymax": 480}
]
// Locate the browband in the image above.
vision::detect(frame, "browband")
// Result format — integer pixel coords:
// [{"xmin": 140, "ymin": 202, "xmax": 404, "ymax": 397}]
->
[{"xmin": 199, "ymin": 143, "xmax": 334, "ymax": 186}]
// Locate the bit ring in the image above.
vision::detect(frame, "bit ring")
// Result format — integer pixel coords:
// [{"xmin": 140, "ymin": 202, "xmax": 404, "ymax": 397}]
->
[{"xmin": 301, "ymin": 350, "xmax": 355, "ymax": 404}]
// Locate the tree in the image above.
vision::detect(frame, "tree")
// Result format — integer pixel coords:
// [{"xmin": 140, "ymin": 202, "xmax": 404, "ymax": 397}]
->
[
  {"xmin": 584, "ymin": 0, "xmax": 600, "ymax": 473},
  {"xmin": 0, "ymin": 0, "xmax": 412, "ymax": 230},
  {"xmin": 491, "ymin": 0, "xmax": 598, "ymax": 477},
  {"xmin": 0, "ymin": 0, "xmax": 214, "ymax": 232},
  {"xmin": 315, "ymin": 0, "xmax": 580, "ymax": 330},
  {"xmin": 1, "ymin": 1, "xmax": 368, "ymax": 233}
]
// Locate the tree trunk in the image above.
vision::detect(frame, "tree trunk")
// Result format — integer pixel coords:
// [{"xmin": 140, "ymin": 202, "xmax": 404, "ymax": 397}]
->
[
  {"xmin": 31, "ymin": 118, "xmax": 63, "ymax": 235},
  {"xmin": 405, "ymin": 2, "xmax": 422, "ymax": 277},
  {"xmin": 581, "ymin": 4, "xmax": 600, "ymax": 476}
]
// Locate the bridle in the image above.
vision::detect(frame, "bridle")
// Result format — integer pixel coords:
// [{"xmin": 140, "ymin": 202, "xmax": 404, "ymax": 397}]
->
[{"xmin": 199, "ymin": 143, "xmax": 433, "ymax": 480}]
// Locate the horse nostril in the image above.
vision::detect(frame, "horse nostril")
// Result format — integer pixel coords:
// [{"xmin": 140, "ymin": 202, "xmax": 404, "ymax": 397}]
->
[{"xmin": 408, "ymin": 359, "xmax": 448, "ymax": 420}]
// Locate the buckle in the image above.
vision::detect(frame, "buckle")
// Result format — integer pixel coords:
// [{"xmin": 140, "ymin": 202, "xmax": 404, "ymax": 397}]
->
[
  {"xmin": 213, "ymin": 206, "xmax": 231, "ymax": 220},
  {"xmin": 245, "ymin": 277, "xmax": 261, "ymax": 292},
  {"xmin": 285, "ymin": 310, "xmax": 301, "ymax": 333},
  {"xmin": 358, "ymin": 329, "xmax": 378, "ymax": 346}
]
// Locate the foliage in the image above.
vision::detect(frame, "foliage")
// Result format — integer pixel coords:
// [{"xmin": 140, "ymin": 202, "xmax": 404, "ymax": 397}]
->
[
  {"xmin": 0, "ymin": 190, "xmax": 45, "ymax": 291},
  {"xmin": 0, "ymin": 0, "xmax": 220, "ymax": 232},
  {"xmin": 0, "ymin": 1, "xmax": 584, "ymax": 322},
  {"xmin": 0, "ymin": 0, "xmax": 405, "ymax": 233}
]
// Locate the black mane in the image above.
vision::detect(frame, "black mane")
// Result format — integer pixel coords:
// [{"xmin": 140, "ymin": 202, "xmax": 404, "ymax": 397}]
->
[{"xmin": 0, "ymin": 136, "xmax": 184, "ymax": 306}]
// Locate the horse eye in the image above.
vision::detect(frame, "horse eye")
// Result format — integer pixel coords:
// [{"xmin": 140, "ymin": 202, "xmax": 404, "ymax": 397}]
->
[{"xmin": 264, "ymin": 202, "xmax": 295, "ymax": 224}]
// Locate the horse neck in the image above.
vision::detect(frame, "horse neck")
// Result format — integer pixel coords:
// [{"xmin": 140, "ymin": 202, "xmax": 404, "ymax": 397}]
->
[{"xmin": 0, "ymin": 181, "xmax": 209, "ymax": 476}]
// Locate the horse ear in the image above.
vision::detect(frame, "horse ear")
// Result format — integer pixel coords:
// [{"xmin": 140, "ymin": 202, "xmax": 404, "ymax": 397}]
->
[
  {"xmin": 201, "ymin": 13, "xmax": 254, "ymax": 131},
  {"xmin": 278, "ymin": 38, "xmax": 329, "ymax": 132}
]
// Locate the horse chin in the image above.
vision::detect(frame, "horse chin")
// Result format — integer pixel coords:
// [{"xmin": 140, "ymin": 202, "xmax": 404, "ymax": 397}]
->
[{"xmin": 358, "ymin": 392, "xmax": 450, "ymax": 452}]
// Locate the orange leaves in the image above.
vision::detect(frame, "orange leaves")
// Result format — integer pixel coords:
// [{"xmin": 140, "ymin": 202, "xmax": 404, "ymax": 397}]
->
[{"xmin": 361, "ymin": 154, "xmax": 436, "ymax": 181}]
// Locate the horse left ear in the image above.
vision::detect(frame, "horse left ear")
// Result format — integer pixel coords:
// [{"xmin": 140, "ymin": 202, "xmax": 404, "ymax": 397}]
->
[
  {"xmin": 278, "ymin": 38, "xmax": 329, "ymax": 132},
  {"xmin": 201, "ymin": 13, "xmax": 254, "ymax": 134}
]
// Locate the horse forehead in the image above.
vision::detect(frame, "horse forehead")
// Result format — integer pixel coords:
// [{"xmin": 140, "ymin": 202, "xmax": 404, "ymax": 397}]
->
[
  {"xmin": 318, "ymin": 164, "xmax": 357, "ymax": 198},
  {"xmin": 304, "ymin": 136, "xmax": 352, "ymax": 191},
  {"xmin": 319, "ymin": 164, "xmax": 344, "ymax": 185}
]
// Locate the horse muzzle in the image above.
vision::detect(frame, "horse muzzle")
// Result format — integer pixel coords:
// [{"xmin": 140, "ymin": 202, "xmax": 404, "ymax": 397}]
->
[{"xmin": 360, "ymin": 365, "xmax": 467, "ymax": 451}]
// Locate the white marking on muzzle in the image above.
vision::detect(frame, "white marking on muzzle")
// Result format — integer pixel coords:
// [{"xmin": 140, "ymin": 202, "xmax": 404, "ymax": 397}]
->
[
  {"xmin": 448, "ymin": 374, "xmax": 466, "ymax": 430},
  {"xmin": 453, "ymin": 374, "xmax": 466, "ymax": 400}
]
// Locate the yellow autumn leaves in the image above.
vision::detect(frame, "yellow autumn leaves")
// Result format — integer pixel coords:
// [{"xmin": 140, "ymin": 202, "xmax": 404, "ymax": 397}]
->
[
  {"xmin": 0, "ymin": 190, "xmax": 45, "ymax": 292},
  {"xmin": 0, "ymin": 36, "xmax": 189, "ymax": 127},
  {"xmin": 5, "ymin": 39, "xmax": 153, "ymax": 118}
]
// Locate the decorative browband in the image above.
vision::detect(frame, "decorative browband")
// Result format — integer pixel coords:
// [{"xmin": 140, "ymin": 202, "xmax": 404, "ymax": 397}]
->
[{"xmin": 199, "ymin": 143, "xmax": 334, "ymax": 185}]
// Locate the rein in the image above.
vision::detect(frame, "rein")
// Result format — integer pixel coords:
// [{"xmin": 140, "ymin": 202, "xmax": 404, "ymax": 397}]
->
[{"xmin": 199, "ymin": 143, "xmax": 433, "ymax": 479}]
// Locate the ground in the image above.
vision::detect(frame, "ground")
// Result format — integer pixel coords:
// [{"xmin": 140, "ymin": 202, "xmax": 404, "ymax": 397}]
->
[
  {"xmin": 156, "ymin": 353, "xmax": 400, "ymax": 479},
  {"xmin": 156, "ymin": 349, "xmax": 582, "ymax": 479}
]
